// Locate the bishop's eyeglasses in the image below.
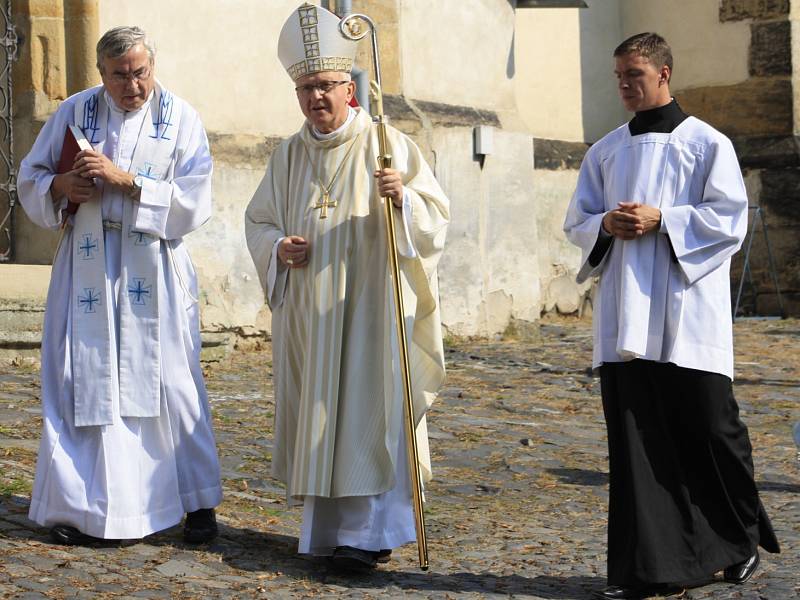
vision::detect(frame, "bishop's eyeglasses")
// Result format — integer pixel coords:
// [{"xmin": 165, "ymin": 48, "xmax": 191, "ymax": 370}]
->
[{"xmin": 294, "ymin": 80, "xmax": 349, "ymax": 96}]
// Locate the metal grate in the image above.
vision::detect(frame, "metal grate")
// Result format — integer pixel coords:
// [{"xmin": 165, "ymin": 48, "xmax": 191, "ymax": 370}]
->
[
  {"xmin": 0, "ymin": 0, "xmax": 16, "ymax": 262},
  {"xmin": 733, "ymin": 206, "xmax": 785, "ymax": 320}
]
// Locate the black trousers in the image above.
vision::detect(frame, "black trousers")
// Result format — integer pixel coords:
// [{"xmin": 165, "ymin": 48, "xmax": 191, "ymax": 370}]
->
[{"xmin": 600, "ymin": 360, "xmax": 779, "ymax": 586}]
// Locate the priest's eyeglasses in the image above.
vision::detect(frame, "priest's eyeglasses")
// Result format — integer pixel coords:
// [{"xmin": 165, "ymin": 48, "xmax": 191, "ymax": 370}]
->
[
  {"xmin": 294, "ymin": 81, "xmax": 349, "ymax": 96},
  {"xmin": 107, "ymin": 67, "xmax": 151, "ymax": 85}
]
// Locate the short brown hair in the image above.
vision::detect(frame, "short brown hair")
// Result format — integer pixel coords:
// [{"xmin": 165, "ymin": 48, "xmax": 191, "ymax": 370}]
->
[{"xmin": 614, "ymin": 32, "xmax": 673, "ymax": 77}]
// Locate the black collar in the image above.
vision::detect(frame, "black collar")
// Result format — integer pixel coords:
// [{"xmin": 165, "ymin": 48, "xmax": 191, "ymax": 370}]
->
[{"xmin": 629, "ymin": 99, "xmax": 689, "ymax": 136}]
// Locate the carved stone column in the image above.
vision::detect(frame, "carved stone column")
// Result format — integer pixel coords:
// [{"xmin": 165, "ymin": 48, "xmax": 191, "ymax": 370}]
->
[{"xmin": 63, "ymin": 0, "xmax": 99, "ymax": 96}]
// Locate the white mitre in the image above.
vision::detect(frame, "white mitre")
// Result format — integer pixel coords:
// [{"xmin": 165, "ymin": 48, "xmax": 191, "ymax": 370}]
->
[{"xmin": 278, "ymin": 3, "xmax": 358, "ymax": 81}]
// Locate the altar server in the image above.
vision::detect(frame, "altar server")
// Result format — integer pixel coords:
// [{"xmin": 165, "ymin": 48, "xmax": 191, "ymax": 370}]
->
[{"xmin": 564, "ymin": 32, "xmax": 779, "ymax": 600}]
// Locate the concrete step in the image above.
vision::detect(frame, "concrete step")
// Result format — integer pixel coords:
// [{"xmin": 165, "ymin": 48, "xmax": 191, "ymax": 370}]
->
[
  {"xmin": 0, "ymin": 264, "xmax": 237, "ymax": 362},
  {"xmin": 0, "ymin": 264, "xmax": 49, "ymax": 360},
  {"xmin": 0, "ymin": 264, "xmax": 51, "ymax": 302}
]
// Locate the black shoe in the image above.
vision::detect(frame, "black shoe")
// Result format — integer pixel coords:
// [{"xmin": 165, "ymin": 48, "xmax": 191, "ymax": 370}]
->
[
  {"xmin": 593, "ymin": 587, "xmax": 639, "ymax": 600},
  {"xmin": 723, "ymin": 550, "xmax": 759, "ymax": 584},
  {"xmin": 183, "ymin": 508, "xmax": 218, "ymax": 544},
  {"xmin": 592, "ymin": 583, "xmax": 683, "ymax": 599},
  {"xmin": 376, "ymin": 548, "xmax": 392, "ymax": 564},
  {"xmin": 50, "ymin": 525, "xmax": 106, "ymax": 546},
  {"xmin": 330, "ymin": 545, "xmax": 378, "ymax": 571}
]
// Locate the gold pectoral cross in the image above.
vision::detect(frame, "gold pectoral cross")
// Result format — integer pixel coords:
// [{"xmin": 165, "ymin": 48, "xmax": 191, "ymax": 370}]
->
[{"xmin": 314, "ymin": 191, "xmax": 338, "ymax": 219}]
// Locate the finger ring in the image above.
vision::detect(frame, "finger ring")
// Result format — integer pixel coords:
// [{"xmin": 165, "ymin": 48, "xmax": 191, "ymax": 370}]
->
[{"xmin": 286, "ymin": 258, "xmax": 294, "ymax": 265}]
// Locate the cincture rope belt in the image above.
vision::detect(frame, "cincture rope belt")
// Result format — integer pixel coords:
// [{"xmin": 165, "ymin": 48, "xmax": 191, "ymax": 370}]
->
[{"xmin": 102, "ymin": 220, "xmax": 122, "ymax": 231}]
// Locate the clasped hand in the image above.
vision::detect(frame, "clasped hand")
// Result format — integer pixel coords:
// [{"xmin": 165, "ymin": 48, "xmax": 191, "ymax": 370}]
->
[
  {"xmin": 602, "ymin": 202, "xmax": 661, "ymax": 240},
  {"xmin": 51, "ymin": 149, "xmax": 132, "ymax": 204},
  {"xmin": 278, "ymin": 236, "xmax": 309, "ymax": 269},
  {"xmin": 51, "ymin": 170, "xmax": 97, "ymax": 204}
]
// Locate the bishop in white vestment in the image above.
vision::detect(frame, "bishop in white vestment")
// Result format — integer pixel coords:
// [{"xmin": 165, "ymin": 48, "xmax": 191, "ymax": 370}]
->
[
  {"xmin": 245, "ymin": 4, "xmax": 449, "ymax": 569},
  {"xmin": 564, "ymin": 33, "xmax": 778, "ymax": 600},
  {"xmin": 18, "ymin": 26, "xmax": 221, "ymax": 544}
]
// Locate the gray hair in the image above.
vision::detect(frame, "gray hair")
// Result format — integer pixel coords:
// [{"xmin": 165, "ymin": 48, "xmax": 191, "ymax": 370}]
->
[{"xmin": 96, "ymin": 26, "xmax": 155, "ymax": 71}]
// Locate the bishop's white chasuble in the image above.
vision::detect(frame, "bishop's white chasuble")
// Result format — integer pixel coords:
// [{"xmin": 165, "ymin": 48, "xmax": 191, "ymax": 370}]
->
[{"xmin": 245, "ymin": 108, "xmax": 449, "ymax": 505}]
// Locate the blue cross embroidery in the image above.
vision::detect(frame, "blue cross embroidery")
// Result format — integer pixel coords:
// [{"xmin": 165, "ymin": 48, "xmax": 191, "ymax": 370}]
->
[
  {"xmin": 82, "ymin": 95, "xmax": 100, "ymax": 144},
  {"xmin": 137, "ymin": 163, "xmax": 158, "ymax": 180},
  {"xmin": 150, "ymin": 92, "xmax": 174, "ymax": 140},
  {"xmin": 128, "ymin": 278, "xmax": 152, "ymax": 306},
  {"xmin": 78, "ymin": 288, "xmax": 101, "ymax": 314},
  {"xmin": 128, "ymin": 227, "xmax": 152, "ymax": 246},
  {"xmin": 77, "ymin": 234, "xmax": 99, "ymax": 260}
]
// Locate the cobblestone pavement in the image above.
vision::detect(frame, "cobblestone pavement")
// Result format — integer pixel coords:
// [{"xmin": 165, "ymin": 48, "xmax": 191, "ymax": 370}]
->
[{"xmin": 0, "ymin": 316, "xmax": 798, "ymax": 599}]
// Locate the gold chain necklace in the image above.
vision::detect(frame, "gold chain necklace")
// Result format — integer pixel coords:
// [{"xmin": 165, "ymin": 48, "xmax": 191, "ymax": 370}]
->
[{"xmin": 301, "ymin": 131, "xmax": 362, "ymax": 219}]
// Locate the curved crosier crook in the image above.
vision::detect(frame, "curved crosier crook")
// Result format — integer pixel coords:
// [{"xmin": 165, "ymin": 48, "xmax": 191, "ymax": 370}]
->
[{"xmin": 339, "ymin": 14, "xmax": 383, "ymax": 93}]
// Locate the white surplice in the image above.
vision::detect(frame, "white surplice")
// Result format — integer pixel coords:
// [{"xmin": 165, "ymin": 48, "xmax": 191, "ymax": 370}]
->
[
  {"xmin": 564, "ymin": 117, "xmax": 748, "ymax": 379},
  {"xmin": 18, "ymin": 86, "xmax": 222, "ymax": 539}
]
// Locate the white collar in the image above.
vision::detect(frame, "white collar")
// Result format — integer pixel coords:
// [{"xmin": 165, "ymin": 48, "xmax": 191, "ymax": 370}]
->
[
  {"xmin": 312, "ymin": 106, "xmax": 356, "ymax": 140},
  {"xmin": 103, "ymin": 88, "xmax": 155, "ymax": 115}
]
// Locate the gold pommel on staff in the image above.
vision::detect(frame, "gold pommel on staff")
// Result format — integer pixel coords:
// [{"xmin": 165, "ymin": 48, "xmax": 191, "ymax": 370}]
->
[{"xmin": 339, "ymin": 13, "xmax": 429, "ymax": 572}]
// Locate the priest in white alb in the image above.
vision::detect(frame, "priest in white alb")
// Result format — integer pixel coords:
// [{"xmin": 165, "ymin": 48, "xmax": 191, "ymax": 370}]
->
[
  {"xmin": 18, "ymin": 26, "xmax": 222, "ymax": 545},
  {"xmin": 564, "ymin": 32, "xmax": 779, "ymax": 600},
  {"xmin": 245, "ymin": 3, "xmax": 449, "ymax": 570}
]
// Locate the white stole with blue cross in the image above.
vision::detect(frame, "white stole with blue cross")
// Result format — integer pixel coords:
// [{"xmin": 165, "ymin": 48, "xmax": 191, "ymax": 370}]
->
[{"xmin": 71, "ymin": 83, "xmax": 181, "ymax": 427}]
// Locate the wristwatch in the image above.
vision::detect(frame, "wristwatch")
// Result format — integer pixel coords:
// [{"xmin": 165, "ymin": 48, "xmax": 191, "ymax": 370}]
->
[{"xmin": 129, "ymin": 175, "xmax": 143, "ymax": 198}]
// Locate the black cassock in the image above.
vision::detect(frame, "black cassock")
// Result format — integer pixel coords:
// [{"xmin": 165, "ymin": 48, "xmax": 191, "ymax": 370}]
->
[
  {"xmin": 600, "ymin": 360, "xmax": 779, "ymax": 585},
  {"xmin": 596, "ymin": 101, "xmax": 780, "ymax": 587}
]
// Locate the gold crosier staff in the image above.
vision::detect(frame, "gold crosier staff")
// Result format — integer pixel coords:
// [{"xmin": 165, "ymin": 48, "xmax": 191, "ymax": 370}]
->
[{"xmin": 339, "ymin": 13, "xmax": 429, "ymax": 571}]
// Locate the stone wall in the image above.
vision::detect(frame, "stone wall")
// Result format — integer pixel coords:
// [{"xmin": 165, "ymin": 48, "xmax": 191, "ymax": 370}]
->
[
  {"xmin": 83, "ymin": 0, "xmax": 583, "ymax": 336},
  {"xmin": 673, "ymin": 0, "xmax": 797, "ymax": 316},
  {"xmin": 201, "ymin": 94, "xmax": 546, "ymax": 337},
  {"xmin": 16, "ymin": 0, "xmax": 787, "ymax": 334},
  {"xmin": 514, "ymin": 0, "xmax": 627, "ymax": 143},
  {"xmin": 2, "ymin": 0, "xmax": 602, "ymax": 335}
]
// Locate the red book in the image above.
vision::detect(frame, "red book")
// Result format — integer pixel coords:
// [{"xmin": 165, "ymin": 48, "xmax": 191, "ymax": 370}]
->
[{"xmin": 57, "ymin": 124, "xmax": 92, "ymax": 218}]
